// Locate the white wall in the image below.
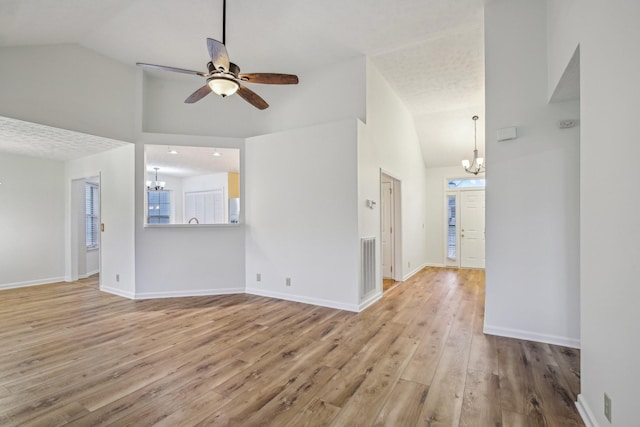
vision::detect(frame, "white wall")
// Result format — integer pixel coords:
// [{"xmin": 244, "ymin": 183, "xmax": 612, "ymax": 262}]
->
[
  {"xmin": 245, "ymin": 120, "xmax": 360, "ymax": 311},
  {"xmin": 135, "ymin": 134, "xmax": 246, "ymax": 297},
  {"xmin": 484, "ymin": 0, "xmax": 580, "ymax": 348},
  {"xmin": 360, "ymin": 60, "xmax": 429, "ymax": 287},
  {"xmin": 0, "ymin": 153, "xmax": 66, "ymax": 288},
  {"xmin": 424, "ymin": 166, "xmax": 463, "ymax": 266},
  {"xmin": 66, "ymin": 145, "xmax": 136, "ymax": 298},
  {"xmin": 141, "ymin": 56, "xmax": 366, "ymax": 138},
  {"xmin": 0, "ymin": 45, "xmax": 136, "ymax": 142},
  {"xmin": 574, "ymin": 2, "xmax": 640, "ymax": 426},
  {"xmin": 546, "ymin": 0, "xmax": 581, "ymax": 101}
]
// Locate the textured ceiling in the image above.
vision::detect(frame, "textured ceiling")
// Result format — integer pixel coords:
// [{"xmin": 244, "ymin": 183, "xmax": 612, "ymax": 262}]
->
[
  {"xmin": 0, "ymin": 0, "xmax": 486, "ymax": 167},
  {"xmin": 0, "ymin": 116, "xmax": 128, "ymax": 161}
]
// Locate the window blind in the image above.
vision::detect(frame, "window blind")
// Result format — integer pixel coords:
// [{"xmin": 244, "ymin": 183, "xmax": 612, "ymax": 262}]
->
[{"xmin": 85, "ymin": 183, "xmax": 99, "ymax": 248}]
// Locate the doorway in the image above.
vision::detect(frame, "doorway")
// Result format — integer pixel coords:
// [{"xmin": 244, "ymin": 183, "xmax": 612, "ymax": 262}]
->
[
  {"xmin": 445, "ymin": 178, "xmax": 485, "ymax": 269},
  {"xmin": 70, "ymin": 176, "xmax": 101, "ymax": 285},
  {"xmin": 381, "ymin": 171, "xmax": 402, "ymax": 286}
]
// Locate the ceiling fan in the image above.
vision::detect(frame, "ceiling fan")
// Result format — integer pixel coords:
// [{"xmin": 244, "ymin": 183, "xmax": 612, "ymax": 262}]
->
[{"xmin": 136, "ymin": 0, "xmax": 298, "ymax": 110}]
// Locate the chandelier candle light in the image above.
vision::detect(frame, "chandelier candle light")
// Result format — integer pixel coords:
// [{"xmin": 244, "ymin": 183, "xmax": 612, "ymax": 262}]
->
[
  {"xmin": 146, "ymin": 167, "xmax": 165, "ymax": 191},
  {"xmin": 462, "ymin": 115, "xmax": 485, "ymax": 175}
]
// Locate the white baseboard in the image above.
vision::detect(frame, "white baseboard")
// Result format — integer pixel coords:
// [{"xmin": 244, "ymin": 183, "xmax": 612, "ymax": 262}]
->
[
  {"xmin": 359, "ymin": 291, "xmax": 383, "ymax": 312},
  {"xmin": 79, "ymin": 270, "xmax": 99, "ymax": 279},
  {"xmin": 423, "ymin": 262, "xmax": 445, "ymax": 268},
  {"xmin": 100, "ymin": 286, "xmax": 136, "ymax": 299},
  {"xmin": 0, "ymin": 276, "xmax": 65, "ymax": 291},
  {"xmin": 134, "ymin": 287, "xmax": 245, "ymax": 300},
  {"xmin": 402, "ymin": 262, "xmax": 428, "ymax": 281},
  {"xmin": 246, "ymin": 287, "xmax": 360, "ymax": 312},
  {"xmin": 483, "ymin": 324, "xmax": 580, "ymax": 349},
  {"xmin": 576, "ymin": 394, "xmax": 599, "ymax": 427}
]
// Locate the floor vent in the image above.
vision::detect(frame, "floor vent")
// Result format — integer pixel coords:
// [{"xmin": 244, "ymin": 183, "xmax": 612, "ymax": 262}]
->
[{"xmin": 361, "ymin": 237, "xmax": 376, "ymax": 297}]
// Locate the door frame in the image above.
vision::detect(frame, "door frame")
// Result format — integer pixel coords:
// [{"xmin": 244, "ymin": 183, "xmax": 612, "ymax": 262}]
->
[
  {"xmin": 443, "ymin": 177, "xmax": 485, "ymax": 268},
  {"xmin": 68, "ymin": 174, "xmax": 102, "ymax": 287},
  {"xmin": 380, "ymin": 170, "xmax": 402, "ymax": 282}
]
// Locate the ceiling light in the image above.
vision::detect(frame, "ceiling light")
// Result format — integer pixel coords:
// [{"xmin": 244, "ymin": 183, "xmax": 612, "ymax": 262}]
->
[
  {"xmin": 168, "ymin": 146, "xmax": 178, "ymax": 154},
  {"xmin": 462, "ymin": 115, "xmax": 485, "ymax": 176},
  {"xmin": 212, "ymin": 149, "xmax": 222, "ymax": 157},
  {"xmin": 208, "ymin": 77, "xmax": 239, "ymax": 97},
  {"xmin": 146, "ymin": 167, "xmax": 166, "ymax": 191}
]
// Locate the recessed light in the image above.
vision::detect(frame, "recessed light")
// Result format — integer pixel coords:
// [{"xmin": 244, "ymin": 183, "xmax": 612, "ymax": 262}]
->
[{"xmin": 212, "ymin": 150, "xmax": 222, "ymax": 157}]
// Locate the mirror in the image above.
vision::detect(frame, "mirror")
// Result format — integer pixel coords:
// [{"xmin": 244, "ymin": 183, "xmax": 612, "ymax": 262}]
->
[{"xmin": 144, "ymin": 144, "xmax": 240, "ymax": 225}]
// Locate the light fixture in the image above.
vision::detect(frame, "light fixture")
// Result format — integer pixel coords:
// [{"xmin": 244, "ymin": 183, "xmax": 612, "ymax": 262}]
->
[
  {"xmin": 146, "ymin": 167, "xmax": 166, "ymax": 191},
  {"xmin": 212, "ymin": 149, "xmax": 222, "ymax": 157},
  {"xmin": 208, "ymin": 77, "xmax": 239, "ymax": 97},
  {"xmin": 462, "ymin": 115, "xmax": 485, "ymax": 175},
  {"xmin": 168, "ymin": 146, "xmax": 178, "ymax": 154}
]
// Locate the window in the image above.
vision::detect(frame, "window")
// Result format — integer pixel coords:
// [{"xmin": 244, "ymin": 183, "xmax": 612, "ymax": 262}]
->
[
  {"xmin": 85, "ymin": 183, "xmax": 99, "ymax": 249},
  {"xmin": 447, "ymin": 178, "xmax": 486, "ymax": 188},
  {"xmin": 447, "ymin": 195, "xmax": 456, "ymax": 260},
  {"xmin": 147, "ymin": 191, "xmax": 171, "ymax": 224}
]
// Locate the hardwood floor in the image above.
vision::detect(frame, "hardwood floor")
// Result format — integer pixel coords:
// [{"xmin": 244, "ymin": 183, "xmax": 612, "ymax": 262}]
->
[
  {"xmin": 0, "ymin": 268, "xmax": 583, "ymax": 426},
  {"xmin": 382, "ymin": 278, "xmax": 397, "ymax": 292}
]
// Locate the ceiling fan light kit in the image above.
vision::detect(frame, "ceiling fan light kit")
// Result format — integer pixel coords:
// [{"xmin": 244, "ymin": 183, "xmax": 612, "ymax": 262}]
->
[
  {"xmin": 135, "ymin": 0, "xmax": 298, "ymax": 109},
  {"xmin": 208, "ymin": 77, "xmax": 239, "ymax": 97}
]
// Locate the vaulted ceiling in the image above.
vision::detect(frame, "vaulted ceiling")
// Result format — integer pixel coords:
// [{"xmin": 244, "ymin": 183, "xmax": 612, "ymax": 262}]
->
[{"xmin": 0, "ymin": 0, "xmax": 485, "ymax": 167}]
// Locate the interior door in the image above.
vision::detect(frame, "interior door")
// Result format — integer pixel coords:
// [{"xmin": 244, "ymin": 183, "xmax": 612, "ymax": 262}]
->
[
  {"xmin": 381, "ymin": 181, "xmax": 394, "ymax": 278},
  {"xmin": 460, "ymin": 190, "xmax": 485, "ymax": 268}
]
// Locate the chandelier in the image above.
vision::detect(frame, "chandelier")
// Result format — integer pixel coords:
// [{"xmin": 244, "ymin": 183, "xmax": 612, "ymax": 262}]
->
[
  {"xmin": 146, "ymin": 167, "xmax": 165, "ymax": 191},
  {"xmin": 462, "ymin": 115, "xmax": 485, "ymax": 175}
]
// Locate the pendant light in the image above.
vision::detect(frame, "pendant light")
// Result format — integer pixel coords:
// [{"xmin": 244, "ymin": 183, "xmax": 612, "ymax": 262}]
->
[
  {"xmin": 146, "ymin": 167, "xmax": 166, "ymax": 191},
  {"xmin": 462, "ymin": 115, "xmax": 485, "ymax": 175}
]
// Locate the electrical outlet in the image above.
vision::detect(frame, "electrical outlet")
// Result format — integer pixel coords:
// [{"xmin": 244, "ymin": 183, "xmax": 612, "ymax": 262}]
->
[
  {"xmin": 256, "ymin": 273, "xmax": 261, "ymax": 282},
  {"xmin": 408, "ymin": 261, "xmax": 411, "ymax": 268},
  {"xmin": 285, "ymin": 277, "xmax": 291, "ymax": 287},
  {"xmin": 116, "ymin": 274, "xmax": 120, "ymax": 282},
  {"xmin": 604, "ymin": 393, "xmax": 612, "ymax": 423}
]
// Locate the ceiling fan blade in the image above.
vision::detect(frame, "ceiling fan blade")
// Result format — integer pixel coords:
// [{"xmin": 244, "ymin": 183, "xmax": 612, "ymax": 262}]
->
[
  {"xmin": 136, "ymin": 63, "xmax": 207, "ymax": 77},
  {"xmin": 207, "ymin": 38, "xmax": 230, "ymax": 72},
  {"xmin": 239, "ymin": 73, "xmax": 299, "ymax": 85},
  {"xmin": 184, "ymin": 85, "xmax": 212, "ymax": 103},
  {"xmin": 237, "ymin": 85, "xmax": 269, "ymax": 110}
]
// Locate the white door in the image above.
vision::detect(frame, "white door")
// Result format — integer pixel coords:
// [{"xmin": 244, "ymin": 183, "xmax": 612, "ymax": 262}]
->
[
  {"xmin": 460, "ymin": 190, "xmax": 485, "ymax": 268},
  {"xmin": 381, "ymin": 181, "xmax": 394, "ymax": 278}
]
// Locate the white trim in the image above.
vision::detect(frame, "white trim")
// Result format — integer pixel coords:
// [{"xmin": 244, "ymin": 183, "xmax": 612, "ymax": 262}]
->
[
  {"xmin": 0, "ymin": 277, "xmax": 65, "ymax": 290},
  {"xmin": 402, "ymin": 263, "xmax": 427, "ymax": 282},
  {"xmin": 134, "ymin": 287, "xmax": 244, "ymax": 299},
  {"xmin": 576, "ymin": 394, "xmax": 599, "ymax": 427},
  {"xmin": 246, "ymin": 287, "xmax": 360, "ymax": 312},
  {"xmin": 79, "ymin": 270, "xmax": 99, "ymax": 279},
  {"xmin": 100, "ymin": 286, "xmax": 135, "ymax": 299},
  {"xmin": 483, "ymin": 324, "xmax": 580, "ymax": 349},
  {"xmin": 424, "ymin": 262, "xmax": 445, "ymax": 268},
  {"xmin": 359, "ymin": 291, "xmax": 383, "ymax": 312}
]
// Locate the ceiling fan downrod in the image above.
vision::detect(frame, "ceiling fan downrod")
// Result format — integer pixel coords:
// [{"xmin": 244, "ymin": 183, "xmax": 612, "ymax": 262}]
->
[{"xmin": 222, "ymin": 0, "xmax": 226, "ymax": 45}]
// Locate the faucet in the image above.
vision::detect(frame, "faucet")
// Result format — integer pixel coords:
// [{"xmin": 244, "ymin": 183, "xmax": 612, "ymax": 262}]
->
[{"xmin": 188, "ymin": 217, "xmax": 199, "ymax": 224}]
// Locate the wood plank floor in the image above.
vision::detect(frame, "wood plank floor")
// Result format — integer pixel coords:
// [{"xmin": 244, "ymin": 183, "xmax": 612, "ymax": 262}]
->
[{"xmin": 0, "ymin": 268, "xmax": 583, "ymax": 426}]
